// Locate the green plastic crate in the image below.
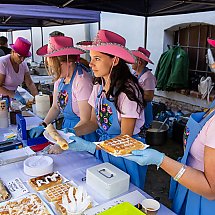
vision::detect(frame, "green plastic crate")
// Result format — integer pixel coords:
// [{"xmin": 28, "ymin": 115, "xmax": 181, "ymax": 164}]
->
[{"xmin": 98, "ymin": 202, "xmax": 146, "ymax": 215}]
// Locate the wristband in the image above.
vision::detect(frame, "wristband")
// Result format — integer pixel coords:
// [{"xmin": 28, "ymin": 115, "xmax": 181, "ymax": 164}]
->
[
  {"xmin": 41, "ymin": 122, "xmax": 47, "ymax": 128},
  {"xmin": 174, "ymin": 164, "xmax": 187, "ymax": 181}
]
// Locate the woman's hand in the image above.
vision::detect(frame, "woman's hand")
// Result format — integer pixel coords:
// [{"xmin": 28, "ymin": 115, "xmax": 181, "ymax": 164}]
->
[
  {"xmin": 48, "ymin": 144, "xmax": 63, "ymax": 154},
  {"xmin": 126, "ymin": 148, "xmax": 165, "ymax": 168},
  {"xmin": 68, "ymin": 136, "xmax": 96, "ymax": 154}
]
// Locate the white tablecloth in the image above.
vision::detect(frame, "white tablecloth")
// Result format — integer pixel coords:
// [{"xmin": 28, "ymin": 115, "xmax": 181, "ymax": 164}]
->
[{"xmin": 0, "ymin": 149, "xmax": 176, "ymax": 215}]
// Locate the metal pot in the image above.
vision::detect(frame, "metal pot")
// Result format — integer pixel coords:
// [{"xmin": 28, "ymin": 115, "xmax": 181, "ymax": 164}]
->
[{"xmin": 146, "ymin": 121, "xmax": 169, "ymax": 146}]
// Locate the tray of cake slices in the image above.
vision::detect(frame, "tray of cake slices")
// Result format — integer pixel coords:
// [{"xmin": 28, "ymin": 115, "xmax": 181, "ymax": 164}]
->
[
  {"xmin": 27, "ymin": 171, "xmax": 94, "ymax": 215},
  {"xmin": 0, "ymin": 193, "xmax": 54, "ymax": 215},
  {"xmin": 98, "ymin": 135, "xmax": 149, "ymax": 157}
]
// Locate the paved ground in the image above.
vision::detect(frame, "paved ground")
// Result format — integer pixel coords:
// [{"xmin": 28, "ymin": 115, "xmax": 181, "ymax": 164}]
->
[{"xmin": 143, "ymin": 137, "xmax": 184, "ymax": 209}]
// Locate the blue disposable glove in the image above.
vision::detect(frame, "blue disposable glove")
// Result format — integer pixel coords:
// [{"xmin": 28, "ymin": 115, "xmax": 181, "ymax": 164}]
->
[
  {"xmin": 29, "ymin": 125, "xmax": 45, "ymax": 138},
  {"xmin": 14, "ymin": 91, "xmax": 26, "ymax": 105},
  {"xmin": 68, "ymin": 136, "xmax": 96, "ymax": 154},
  {"xmin": 126, "ymin": 148, "xmax": 165, "ymax": 168},
  {"xmin": 62, "ymin": 127, "xmax": 76, "ymax": 134}
]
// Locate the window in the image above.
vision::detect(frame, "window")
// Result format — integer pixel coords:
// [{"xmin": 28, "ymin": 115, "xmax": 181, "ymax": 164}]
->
[{"xmin": 174, "ymin": 24, "xmax": 215, "ymax": 91}]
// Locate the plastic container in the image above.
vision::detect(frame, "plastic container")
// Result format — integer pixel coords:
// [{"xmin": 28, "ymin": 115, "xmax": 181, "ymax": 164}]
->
[
  {"xmin": 98, "ymin": 202, "xmax": 145, "ymax": 215},
  {"xmin": 24, "ymin": 155, "xmax": 53, "ymax": 176},
  {"xmin": 86, "ymin": 163, "xmax": 130, "ymax": 199}
]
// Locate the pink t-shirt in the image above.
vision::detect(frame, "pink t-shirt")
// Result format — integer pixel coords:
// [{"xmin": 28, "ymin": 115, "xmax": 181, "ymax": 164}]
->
[
  {"xmin": 88, "ymin": 84, "xmax": 145, "ymax": 135},
  {"xmin": 0, "ymin": 54, "xmax": 28, "ymax": 91},
  {"xmin": 187, "ymin": 114, "xmax": 215, "ymax": 171},
  {"xmin": 54, "ymin": 70, "xmax": 93, "ymax": 116},
  {"xmin": 133, "ymin": 69, "xmax": 156, "ymax": 90},
  {"xmin": 139, "ymin": 70, "xmax": 156, "ymax": 90}
]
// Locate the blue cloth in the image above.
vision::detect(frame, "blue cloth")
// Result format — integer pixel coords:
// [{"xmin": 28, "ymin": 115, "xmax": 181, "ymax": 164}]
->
[
  {"xmin": 58, "ymin": 64, "xmax": 97, "ymax": 142},
  {"xmin": 169, "ymin": 100, "xmax": 215, "ymax": 215},
  {"xmin": 94, "ymin": 85, "xmax": 148, "ymax": 190}
]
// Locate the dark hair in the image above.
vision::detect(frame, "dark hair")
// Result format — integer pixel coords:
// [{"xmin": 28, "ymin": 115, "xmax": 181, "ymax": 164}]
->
[
  {"xmin": 0, "ymin": 36, "xmax": 8, "ymax": 46},
  {"xmin": 49, "ymin": 31, "xmax": 64, "ymax": 37},
  {"xmin": 93, "ymin": 54, "xmax": 146, "ymax": 114}
]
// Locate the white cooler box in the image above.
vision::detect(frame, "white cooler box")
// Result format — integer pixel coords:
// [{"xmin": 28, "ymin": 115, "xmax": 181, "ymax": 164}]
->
[{"xmin": 86, "ymin": 162, "xmax": 130, "ymax": 199}]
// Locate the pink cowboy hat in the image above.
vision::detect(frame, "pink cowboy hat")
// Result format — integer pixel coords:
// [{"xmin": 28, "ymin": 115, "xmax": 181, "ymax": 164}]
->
[
  {"xmin": 208, "ymin": 38, "xmax": 215, "ymax": 47},
  {"xmin": 10, "ymin": 37, "xmax": 31, "ymax": 57},
  {"xmin": 77, "ymin": 30, "xmax": 135, "ymax": 64},
  {"xmin": 36, "ymin": 36, "xmax": 85, "ymax": 57},
  {"xmin": 131, "ymin": 47, "xmax": 154, "ymax": 64}
]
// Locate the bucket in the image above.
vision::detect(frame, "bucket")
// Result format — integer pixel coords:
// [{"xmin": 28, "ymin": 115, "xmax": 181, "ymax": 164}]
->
[{"xmin": 146, "ymin": 121, "xmax": 169, "ymax": 146}]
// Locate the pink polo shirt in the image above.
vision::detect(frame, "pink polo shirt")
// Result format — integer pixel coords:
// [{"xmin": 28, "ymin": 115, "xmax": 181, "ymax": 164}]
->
[
  {"xmin": 132, "ymin": 69, "xmax": 156, "ymax": 90},
  {"xmin": 54, "ymin": 69, "xmax": 93, "ymax": 116},
  {"xmin": 0, "ymin": 54, "xmax": 28, "ymax": 91},
  {"xmin": 88, "ymin": 84, "xmax": 145, "ymax": 135},
  {"xmin": 187, "ymin": 114, "xmax": 215, "ymax": 171},
  {"xmin": 138, "ymin": 70, "xmax": 156, "ymax": 90}
]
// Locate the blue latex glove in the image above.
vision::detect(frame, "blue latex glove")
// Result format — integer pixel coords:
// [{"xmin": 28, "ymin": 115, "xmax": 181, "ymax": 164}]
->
[
  {"xmin": 68, "ymin": 136, "xmax": 96, "ymax": 154},
  {"xmin": 62, "ymin": 127, "xmax": 76, "ymax": 134},
  {"xmin": 14, "ymin": 91, "xmax": 26, "ymax": 105},
  {"xmin": 125, "ymin": 148, "xmax": 165, "ymax": 168},
  {"xmin": 29, "ymin": 125, "xmax": 45, "ymax": 138}
]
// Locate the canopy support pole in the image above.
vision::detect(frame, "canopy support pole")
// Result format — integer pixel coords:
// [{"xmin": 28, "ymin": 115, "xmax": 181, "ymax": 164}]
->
[
  {"xmin": 30, "ymin": 28, "xmax": 34, "ymax": 62},
  {"xmin": 144, "ymin": 16, "xmax": 148, "ymax": 48},
  {"xmin": 40, "ymin": 27, "xmax": 44, "ymax": 62}
]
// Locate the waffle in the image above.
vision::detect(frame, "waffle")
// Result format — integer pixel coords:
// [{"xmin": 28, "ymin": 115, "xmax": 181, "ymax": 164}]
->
[
  {"xmin": 44, "ymin": 182, "xmax": 75, "ymax": 202},
  {"xmin": 0, "ymin": 194, "xmax": 51, "ymax": 215},
  {"xmin": 29, "ymin": 172, "xmax": 63, "ymax": 191},
  {"xmin": 99, "ymin": 134, "xmax": 145, "ymax": 156},
  {"xmin": 55, "ymin": 188, "xmax": 92, "ymax": 215}
]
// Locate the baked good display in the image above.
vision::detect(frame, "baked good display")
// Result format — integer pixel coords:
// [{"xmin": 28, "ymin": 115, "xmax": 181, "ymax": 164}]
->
[
  {"xmin": 44, "ymin": 182, "xmax": 75, "ymax": 202},
  {"xmin": 99, "ymin": 134, "xmax": 146, "ymax": 156},
  {"xmin": 55, "ymin": 186, "xmax": 92, "ymax": 215},
  {"xmin": 0, "ymin": 179, "xmax": 11, "ymax": 203},
  {"xmin": 46, "ymin": 124, "xmax": 69, "ymax": 150},
  {"xmin": 0, "ymin": 194, "xmax": 51, "ymax": 215},
  {"xmin": 29, "ymin": 172, "xmax": 63, "ymax": 191}
]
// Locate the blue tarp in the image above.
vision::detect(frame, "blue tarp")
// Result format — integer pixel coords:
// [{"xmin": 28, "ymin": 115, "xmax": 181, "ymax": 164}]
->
[{"xmin": 0, "ymin": 4, "xmax": 100, "ymax": 27}]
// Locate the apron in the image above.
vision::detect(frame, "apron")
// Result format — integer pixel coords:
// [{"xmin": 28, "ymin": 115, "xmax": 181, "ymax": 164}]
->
[
  {"xmin": 58, "ymin": 64, "xmax": 97, "ymax": 142},
  {"xmin": 95, "ymin": 86, "xmax": 148, "ymax": 189},
  {"xmin": 169, "ymin": 100, "xmax": 215, "ymax": 215},
  {"xmin": 137, "ymin": 67, "xmax": 153, "ymax": 129}
]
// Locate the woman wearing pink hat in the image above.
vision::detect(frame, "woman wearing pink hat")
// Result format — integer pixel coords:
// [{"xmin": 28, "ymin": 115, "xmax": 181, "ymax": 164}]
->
[
  {"xmin": 0, "ymin": 37, "xmax": 38, "ymax": 105},
  {"xmin": 125, "ymin": 38, "xmax": 215, "ymax": 215},
  {"xmin": 29, "ymin": 36, "xmax": 97, "ymax": 148},
  {"xmin": 66, "ymin": 29, "xmax": 148, "ymax": 189},
  {"xmin": 131, "ymin": 47, "xmax": 156, "ymax": 129}
]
